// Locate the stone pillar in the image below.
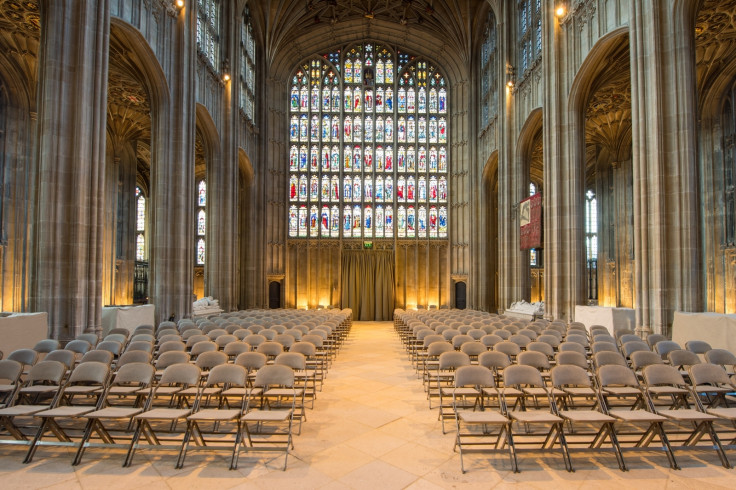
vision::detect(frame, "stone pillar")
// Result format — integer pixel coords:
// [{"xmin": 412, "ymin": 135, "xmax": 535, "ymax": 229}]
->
[
  {"xmin": 33, "ymin": 0, "xmax": 110, "ymax": 338},
  {"xmin": 149, "ymin": 5, "xmax": 196, "ymax": 323},
  {"xmin": 629, "ymin": 1, "xmax": 701, "ymax": 335}
]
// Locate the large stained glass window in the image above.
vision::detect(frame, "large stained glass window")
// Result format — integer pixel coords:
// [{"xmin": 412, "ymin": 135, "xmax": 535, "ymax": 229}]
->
[
  {"xmin": 240, "ymin": 7, "xmax": 256, "ymax": 122},
  {"xmin": 135, "ymin": 186, "xmax": 146, "ymax": 261},
  {"xmin": 197, "ymin": 0, "xmax": 220, "ymax": 71},
  {"xmin": 288, "ymin": 43, "xmax": 448, "ymax": 239},
  {"xmin": 481, "ymin": 10, "xmax": 498, "ymax": 128},
  {"xmin": 196, "ymin": 180, "xmax": 206, "ymax": 265},
  {"xmin": 518, "ymin": 0, "xmax": 542, "ymax": 76}
]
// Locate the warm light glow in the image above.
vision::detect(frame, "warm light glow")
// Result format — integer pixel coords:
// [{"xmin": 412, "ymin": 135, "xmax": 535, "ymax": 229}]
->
[
  {"xmin": 555, "ymin": 5, "xmax": 565, "ymax": 17},
  {"xmin": 507, "ymin": 80, "xmax": 514, "ymax": 88},
  {"xmin": 223, "ymin": 73, "xmax": 231, "ymax": 82},
  {"xmin": 176, "ymin": 0, "xmax": 184, "ymax": 8}
]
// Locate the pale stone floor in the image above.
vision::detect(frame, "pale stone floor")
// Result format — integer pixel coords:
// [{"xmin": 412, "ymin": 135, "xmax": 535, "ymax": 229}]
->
[{"xmin": 1, "ymin": 321, "xmax": 734, "ymax": 489}]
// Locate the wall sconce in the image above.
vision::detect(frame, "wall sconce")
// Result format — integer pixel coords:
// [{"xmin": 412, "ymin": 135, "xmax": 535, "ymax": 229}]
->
[
  {"xmin": 221, "ymin": 58, "xmax": 230, "ymax": 83},
  {"xmin": 506, "ymin": 64, "xmax": 515, "ymax": 88},
  {"xmin": 222, "ymin": 73, "xmax": 231, "ymax": 82},
  {"xmin": 555, "ymin": 2, "xmax": 567, "ymax": 18}
]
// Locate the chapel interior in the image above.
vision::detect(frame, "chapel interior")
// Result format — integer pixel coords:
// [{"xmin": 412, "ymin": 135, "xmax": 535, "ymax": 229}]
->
[{"xmin": 0, "ymin": 0, "xmax": 735, "ymax": 487}]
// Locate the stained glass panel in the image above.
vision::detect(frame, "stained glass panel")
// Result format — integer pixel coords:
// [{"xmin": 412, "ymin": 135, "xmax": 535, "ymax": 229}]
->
[{"xmin": 286, "ymin": 44, "xmax": 449, "ymax": 240}]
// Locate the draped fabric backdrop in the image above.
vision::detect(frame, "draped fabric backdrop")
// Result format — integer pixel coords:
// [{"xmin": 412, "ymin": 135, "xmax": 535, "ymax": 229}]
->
[{"xmin": 341, "ymin": 251, "xmax": 395, "ymax": 321}]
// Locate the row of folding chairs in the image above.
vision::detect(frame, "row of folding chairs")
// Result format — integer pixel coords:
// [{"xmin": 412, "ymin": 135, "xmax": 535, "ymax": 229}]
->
[
  {"xmin": 447, "ymin": 360, "xmax": 736, "ymax": 473},
  {"xmin": 0, "ymin": 327, "xmax": 351, "ymax": 470}
]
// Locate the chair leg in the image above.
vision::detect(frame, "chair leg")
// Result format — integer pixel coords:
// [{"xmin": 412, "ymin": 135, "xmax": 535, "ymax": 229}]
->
[
  {"xmin": 123, "ymin": 420, "xmax": 144, "ymax": 467},
  {"xmin": 176, "ymin": 421, "xmax": 195, "ymax": 469},
  {"xmin": 23, "ymin": 419, "xmax": 49, "ymax": 464},
  {"xmin": 72, "ymin": 419, "xmax": 96, "ymax": 466}
]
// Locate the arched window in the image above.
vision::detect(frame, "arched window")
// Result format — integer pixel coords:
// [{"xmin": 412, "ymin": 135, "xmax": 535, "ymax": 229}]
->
[
  {"xmin": 724, "ymin": 97, "xmax": 735, "ymax": 246},
  {"xmin": 240, "ymin": 7, "xmax": 256, "ymax": 122},
  {"xmin": 135, "ymin": 186, "xmax": 146, "ymax": 261},
  {"xmin": 197, "ymin": 0, "xmax": 220, "ymax": 71},
  {"xmin": 481, "ymin": 10, "xmax": 498, "ymax": 128},
  {"xmin": 585, "ymin": 190, "xmax": 598, "ymax": 261},
  {"xmin": 196, "ymin": 180, "xmax": 206, "ymax": 265},
  {"xmin": 518, "ymin": 0, "xmax": 542, "ymax": 76},
  {"xmin": 287, "ymin": 43, "xmax": 449, "ymax": 240}
]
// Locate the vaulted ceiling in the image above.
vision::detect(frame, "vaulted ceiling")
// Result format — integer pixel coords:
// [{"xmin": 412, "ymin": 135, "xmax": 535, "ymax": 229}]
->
[{"xmin": 695, "ymin": 0, "xmax": 736, "ymax": 106}]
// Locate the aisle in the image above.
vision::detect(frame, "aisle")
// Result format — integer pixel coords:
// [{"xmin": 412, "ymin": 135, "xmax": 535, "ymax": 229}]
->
[{"xmin": 0, "ymin": 321, "xmax": 732, "ymax": 489}]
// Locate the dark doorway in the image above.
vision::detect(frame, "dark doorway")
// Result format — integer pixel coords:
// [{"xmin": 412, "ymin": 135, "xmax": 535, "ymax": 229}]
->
[
  {"xmin": 268, "ymin": 281, "xmax": 281, "ymax": 309},
  {"xmin": 455, "ymin": 281, "xmax": 467, "ymax": 310}
]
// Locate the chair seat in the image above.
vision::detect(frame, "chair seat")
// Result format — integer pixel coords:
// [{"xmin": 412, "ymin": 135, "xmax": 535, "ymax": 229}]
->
[
  {"xmin": 706, "ymin": 407, "xmax": 736, "ymax": 420},
  {"xmin": 441, "ymin": 387, "xmax": 479, "ymax": 396},
  {"xmin": 563, "ymin": 387, "xmax": 596, "ymax": 396},
  {"xmin": 64, "ymin": 386, "xmax": 103, "ymax": 395},
  {"xmin": 264, "ymin": 388, "xmax": 303, "ymax": 397},
  {"xmin": 107, "ymin": 386, "xmax": 142, "ymax": 395},
  {"xmin": 242, "ymin": 409, "xmax": 292, "ymax": 422},
  {"xmin": 657, "ymin": 409, "xmax": 720, "ymax": 421},
  {"xmin": 603, "ymin": 387, "xmax": 641, "ymax": 396},
  {"xmin": 648, "ymin": 386, "xmax": 689, "ymax": 396},
  {"xmin": 221, "ymin": 387, "xmax": 263, "ymax": 396},
  {"xmin": 459, "ymin": 410, "xmax": 508, "ymax": 424},
  {"xmin": 20, "ymin": 386, "xmax": 60, "ymax": 394},
  {"xmin": 559, "ymin": 410, "xmax": 615, "ymax": 423},
  {"xmin": 0, "ymin": 404, "xmax": 50, "ymax": 416},
  {"xmin": 0, "ymin": 384, "xmax": 16, "ymax": 392},
  {"xmin": 135, "ymin": 408, "xmax": 191, "ymax": 420},
  {"xmin": 694, "ymin": 385, "xmax": 732, "ymax": 394},
  {"xmin": 35, "ymin": 406, "xmax": 96, "ymax": 417},
  {"xmin": 509, "ymin": 410, "xmax": 563, "ymax": 423},
  {"xmin": 178, "ymin": 387, "xmax": 222, "ymax": 396},
  {"xmin": 137, "ymin": 386, "xmax": 181, "ymax": 396},
  {"xmin": 523, "ymin": 387, "xmax": 563, "ymax": 397},
  {"xmin": 84, "ymin": 407, "xmax": 143, "ymax": 419},
  {"xmin": 609, "ymin": 409, "xmax": 667, "ymax": 422},
  {"xmin": 188, "ymin": 408, "xmax": 241, "ymax": 421},
  {"xmin": 493, "ymin": 387, "xmax": 523, "ymax": 397}
]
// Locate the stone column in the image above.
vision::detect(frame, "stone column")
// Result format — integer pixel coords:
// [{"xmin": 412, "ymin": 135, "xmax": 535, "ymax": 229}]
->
[
  {"xmin": 629, "ymin": 0, "xmax": 701, "ymax": 335},
  {"xmin": 149, "ymin": 5, "xmax": 196, "ymax": 323},
  {"xmin": 33, "ymin": 0, "xmax": 110, "ymax": 338}
]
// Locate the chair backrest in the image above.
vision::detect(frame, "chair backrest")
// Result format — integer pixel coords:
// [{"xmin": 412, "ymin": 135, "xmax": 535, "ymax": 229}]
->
[
  {"xmin": 550, "ymin": 364, "xmax": 591, "ymax": 388},
  {"xmin": 654, "ymin": 340, "xmax": 682, "ymax": 359},
  {"xmin": 685, "ymin": 340, "xmax": 712, "ymax": 355},
  {"xmin": 260, "ymin": 329, "xmax": 277, "ymax": 340},
  {"xmin": 592, "ymin": 334, "xmax": 617, "ymax": 345},
  {"xmin": 426, "ymin": 341, "xmax": 453, "ymax": 357},
  {"xmin": 155, "ymin": 351, "xmax": 190, "ymax": 369},
  {"xmin": 705, "ymin": 348, "xmax": 736, "ymax": 366},
  {"xmin": 492, "ymin": 329, "xmax": 511, "ymax": 340},
  {"xmin": 67, "ymin": 361, "xmax": 110, "ymax": 385},
  {"xmin": 622, "ymin": 340, "xmax": 650, "ymax": 358},
  {"xmin": 75, "ymin": 333, "xmax": 99, "ymax": 347},
  {"xmin": 96, "ymin": 340, "xmax": 123, "ymax": 356},
  {"xmin": 274, "ymin": 334, "xmax": 296, "ymax": 349},
  {"xmin": 452, "ymin": 334, "xmax": 474, "ymax": 349},
  {"xmin": 442, "ymin": 329, "xmax": 461, "ymax": 341},
  {"xmin": 422, "ymin": 334, "xmax": 445, "ymax": 347},
  {"xmin": 454, "ymin": 365, "xmax": 495, "ymax": 388},
  {"xmin": 646, "ymin": 333, "xmax": 668, "ymax": 349},
  {"xmin": 158, "ymin": 334, "xmax": 182, "ymax": 344},
  {"xmin": 125, "ymin": 341, "xmax": 154, "ymax": 354},
  {"xmin": 214, "ymin": 334, "xmax": 238, "ymax": 348},
  {"xmin": 257, "ymin": 341, "xmax": 284, "ymax": 357},
  {"xmin": 558, "ymin": 342, "xmax": 586, "ymax": 356},
  {"xmin": 480, "ymin": 334, "xmax": 503, "ymax": 348},
  {"xmin": 493, "ymin": 340, "xmax": 521, "ymax": 357},
  {"xmin": 158, "ymin": 340, "xmax": 187, "ymax": 353},
  {"xmin": 157, "ymin": 321, "xmax": 177, "ymax": 333},
  {"xmin": 117, "ymin": 350, "xmax": 153, "ymax": 367},
  {"xmin": 207, "ymin": 328, "xmax": 229, "ymax": 340},
  {"xmin": 555, "ymin": 351, "xmax": 588, "ymax": 369},
  {"xmin": 527, "ymin": 341, "xmax": 554, "ymax": 358},
  {"xmin": 159, "ymin": 363, "xmax": 201, "ymax": 386},
  {"xmin": 224, "ymin": 341, "xmax": 251, "ymax": 357},
  {"xmin": 614, "ymin": 329, "xmax": 635, "ymax": 339},
  {"xmin": 301, "ymin": 334, "xmax": 324, "ymax": 347},
  {"xmin": 467, "ymin": 329, "xmax": 485, "ymax": 340},
  {"xmin": 460, "ymin": 341, "xmax": 487, "ymax": 357},
  {"xmin": 667, "ymin": 349, "xmax": 701, "ymax": 369},
  {"xmin": 44, "ymin": 349, "xmax": 76, "ymax": 369},
  {"xmin": 206, "ymin": 364, "xmax": 247, "ymax": 387},
  {"xmin": 133, "ymin": 325, "xmax": 155, "ymax": 335},
  {"xmin": 235, "ymin": 351, "xmax": 268, "ymax": 370},
  {"xmin": 243, "ymin": 334, "xmax": 267, "ymax": 347},
  {"xmin": 565, "ymin": 334, "xmax": 589, "ymax": 347},
  {"xmin": 597, "ymin": 364, "xmax": 639, "ymax": 388},
  {"xmin": 290, "ymin": 341, "xmax": 315, "ymax": 357},
  {"xmin": 594, "ymin": 351, "xmax": 627, "ymax": 367},
  {"xmin": 591, "ymin": 342, "xmax": 618, "ymax": 354},
  {"xmin": 630, "ymin": 351, "xmax": 664, "ymax": 371},
  {"xmin": 108, "ymin": 328, "xmax": 130, "ymax": 338},
  {"xmin": 27, "ymin": 360, "xmax": 66, "ymax": 385},
  {"xmin": 275, "ymin": 352, "xmax": 306, "ymax": 370},
  {"xmin": 181, "ymin": 328, "xmax": 204, "ymax": 340},
  {"xmin": 688, "ymin": 363, "xmax": 732, "ymax": 386},
  {"xmin": 65, "ymin": 340, "xmax": 92, "ymax": 355},
  {"xmin": 518, "ymin": 329, "xmax": 538, "ymax": 340},
  {"xmin": 478, "ymin": 351, "xmax": 511, "ymax": 370},
  {"xmin": 80, "ymin": 350, "xmax": 114, "ymax": 365},
  {"xmin": 0, "ymin": 359, "xmax": 23, "ymax": 385},
  {"xmin": 503, "ymin": 364, "xmax": 545, "ymax": 388},
  {"xmin": 642, "ymin": 364, "xmax": 687, "ymax": 387},
  {"xmin": 284, "ymin": 328, "xmax": 303, "ymax": 341},
  {"xmin": 618, "ymin": 334, "xmax": 641, "ymax": 346},
  {"xmin": 438, "ymin": 351, "xmax": 471, "ymax": 370},
  {"xmin": 130, "ymin": 334, "xmax": 154, "ymax": 344},
  {"xmin": 185, "ymin": 334, "xmax": 210, "ymax": 348},
  {"xmin": 537, "ymin": 334, "xmax": 561, "ymax": 348},
  {"xmin": 8, "ymin": 348, "xmax": 39, "ymax": 367},
  {"xmin": 104, "ymin": 333, "xmax": 128, "ymax": 345},
  {"xmin": 517, "ymin": 351, "xmax": 550, "ymax": 370},
  {"xmin": 190, "ymin": 340, "xmax": 217, "ymax": 356},
  {"xmin": 32, "ymin": 339, "xmax": 61, "ymax": 354},
  {"xmin": 509, "ymin": 334, "xmax": 532, "ymax": 348},
  {"xmin": 253, "ymin": 364, "xmax": 295, "ymax": 388},
  {"xmin": 195, "ymin": 350, "xmax": 228, "ymax": 370}
]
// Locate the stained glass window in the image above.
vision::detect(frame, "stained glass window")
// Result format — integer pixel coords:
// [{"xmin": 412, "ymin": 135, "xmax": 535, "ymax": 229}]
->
[
  {"xmin": 585, "ymin": 190, "xmax": 598, "ymax": 261},
  {"xmin": 240, "ymin": 7, "xmax": 256, "ymax": 122},
  {"xmin": 135, "ymin": 186, "xmax": 145, "ymax": 261},
  {"xmin": 197, "ymin": 0, "xmax": 220, "ymax": 71},
  {"xmin": 287, "ymin": 43, "xmax": 449, "ymax": 240},
  {"xmin": 481, "ymin": 10, "xmax": 498, "ymax": 127},
  {"xmin": 196, "ymin": 180, "xmax": 206, "ymax": 265},
  {"xmin": 518, "ymin": 0, "xmax": 542, "ymax": 76}
]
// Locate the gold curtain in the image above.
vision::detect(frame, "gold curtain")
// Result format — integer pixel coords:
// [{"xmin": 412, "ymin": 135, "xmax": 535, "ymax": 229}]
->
[{"xmin": 341, "ymin": 251, "xmax": 395, "ymax": 321}]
